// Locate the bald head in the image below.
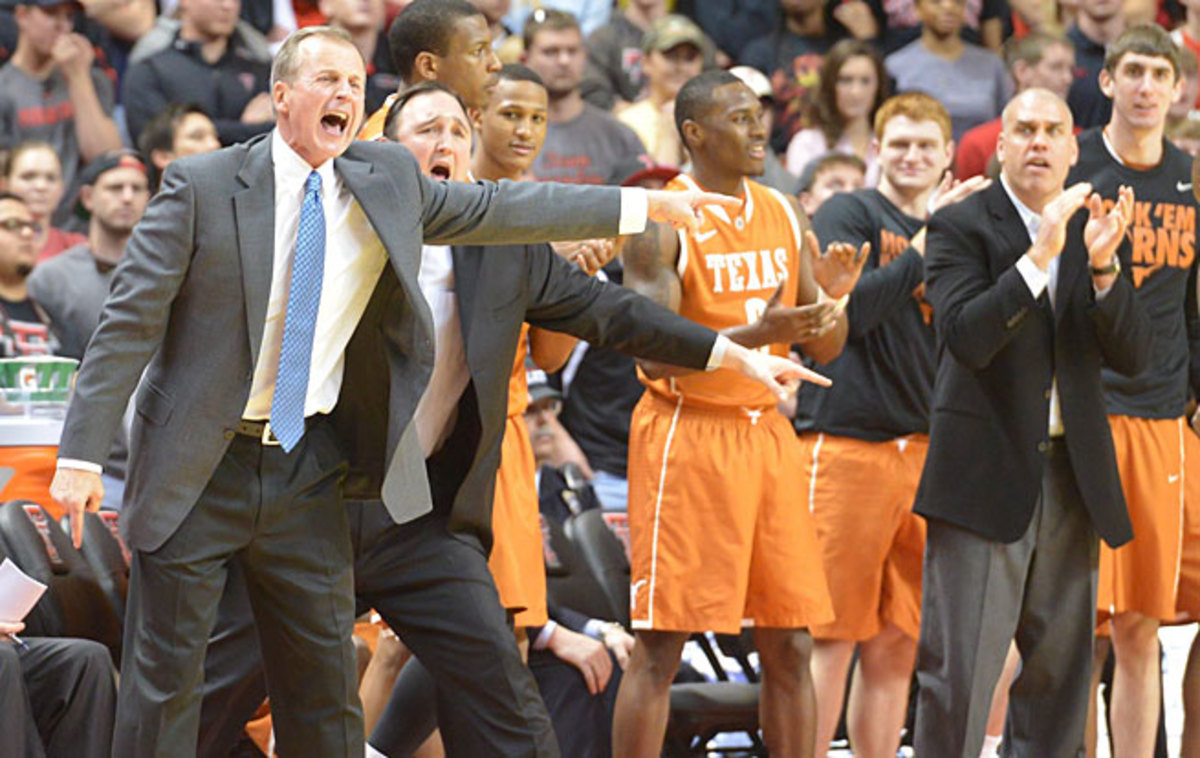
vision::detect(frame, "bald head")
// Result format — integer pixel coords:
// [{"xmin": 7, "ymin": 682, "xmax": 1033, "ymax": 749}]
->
[
  {"xmin": 1001, "ymin": 88, "xmax": 1073, "ymax": 131},
  {"xmin": 997, "ymin": 87, "xmax": 1078, "ymax": 212}
]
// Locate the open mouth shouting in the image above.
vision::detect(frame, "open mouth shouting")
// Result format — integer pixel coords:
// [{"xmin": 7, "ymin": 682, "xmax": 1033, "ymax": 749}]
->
[
  {"xmin": 320, "ymin": 110, "xmax": 351, "ymax": 138},
  {"xmin": 427, "ymin": 156, "xmax": 455, "ymax": 181}
]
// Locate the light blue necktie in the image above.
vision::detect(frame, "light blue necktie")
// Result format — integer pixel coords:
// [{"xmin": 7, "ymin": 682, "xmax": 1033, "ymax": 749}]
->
[{"xmin": 270, "ymin": 170, "xmax": 325, "ymax": 452}]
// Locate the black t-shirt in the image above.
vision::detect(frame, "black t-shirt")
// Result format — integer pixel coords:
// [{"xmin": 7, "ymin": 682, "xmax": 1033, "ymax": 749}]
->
[
  {"xmin": 366, "ymin": 31, "xmax": 401, "ymax": 116},
  {"xmin": 1066, "ymin": 26, "xmax": 1112, "ymax": 131},
  {"xmin": 0, "ymin": 297, "xmax": 56, "ymax": 358},
  {"xmin": 554, "ymin": 261, "xmax": 644, "ymax": 478},
  {"xmin": 122, "ymin": 32, "xmax": 273, "ymax": 146},
  {"xmin": 800, "ymin": 189, "xmax": 934, "ymax": 440},
  {"xmin": 1069, "ymin": 128, "xmax": 1200, "ymax": 418}
]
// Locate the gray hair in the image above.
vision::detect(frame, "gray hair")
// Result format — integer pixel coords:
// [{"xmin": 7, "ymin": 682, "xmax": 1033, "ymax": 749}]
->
[{"xmin": 271, "ymin": 26, "xmax": 359, "ymax": 87}]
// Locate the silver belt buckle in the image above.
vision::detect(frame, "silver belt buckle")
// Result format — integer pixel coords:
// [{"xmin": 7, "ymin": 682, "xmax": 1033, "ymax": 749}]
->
[{"xmin": 261, "ymin": 421, "xmax": 281, "ymax": 446}]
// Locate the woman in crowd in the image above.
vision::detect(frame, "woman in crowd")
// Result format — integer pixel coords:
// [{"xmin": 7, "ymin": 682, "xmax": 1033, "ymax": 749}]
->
[
  {"xmin": 785, "ymin": 39, "xmax": 886, "ymax": 187},
  {"xmin": 2, "ymin": 141, "xmax": 85, "ymax": 263}
]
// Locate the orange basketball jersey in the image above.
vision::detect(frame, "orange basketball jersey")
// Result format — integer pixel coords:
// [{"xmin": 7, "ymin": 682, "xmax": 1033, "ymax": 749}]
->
[
  {"xmin": 358, "ymin": 95, "xmax": 394, "ymax": 142},
  {"xmin": 641, "ymin": 174, "xmax": 803, "ymax": 409},
  {"xmin": 507, "ymin": 324, "xmax": 531, "ymax": 417}
]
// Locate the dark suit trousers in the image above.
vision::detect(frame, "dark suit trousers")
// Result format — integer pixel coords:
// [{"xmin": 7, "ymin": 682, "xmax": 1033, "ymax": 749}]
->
[
  {"xmin": 369, "ymin": 644, "xmax": 623, "ymax": 758},
  {"xmin": 351, "ymin": 500, "xmax": 560, "ymax": 758},
  {"xmin": 0, "ymin": 637, "xmax": 115, "ymax": 758},
  {"xmin": 529, "ymin": 647, "xmax": 620, "ymax": 758},
  {"xmin": 115, "ymin": 421, "xmax": 363, "ymax": 758},
  {"xmin": 198, "ymin": 500, "xmax": 559, "ymax": 758},
  {"xmin": 914, "ymin": 442, "xmax": 1099, "ymax": 758}
]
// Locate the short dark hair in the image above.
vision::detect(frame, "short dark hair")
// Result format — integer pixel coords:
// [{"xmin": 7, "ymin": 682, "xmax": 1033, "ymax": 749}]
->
[
  {"xmin": 522, "ymin": 8, "xmax": 580, "ymax": 51},
  {"xmin": 497, "ymin": 62, "xmax": 545, "ymax": 89},
  {"xmin": 1104, "ymin": 24, "xmax": 1181, "ymax": 79},
  {"xmin": 382, "ymin": 81, "xmax": 470, "ymax": 141},
  {"xmin": 674, "ymin": 69, "xmax": 743, "ymax": 151},
  {"xmin": 798, "ymin": 152, "xmax": 867, "ymax": 192},
  {"xmin": 1002, "ymin": 29, "xmax": 1073, "ymax": 71},
  {"xmin": 137, "ymin": 103, "xmax": 210, "ymax": 158},
  {"xmin": 387, "ymin": 0, "xmax": 483, "ymax": 82}
]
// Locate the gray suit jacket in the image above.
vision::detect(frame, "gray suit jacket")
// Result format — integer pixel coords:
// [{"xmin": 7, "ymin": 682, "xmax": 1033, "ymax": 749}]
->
[{"xmin": 58, "ymin": 134, "xmax": 628, "ymax": 551}]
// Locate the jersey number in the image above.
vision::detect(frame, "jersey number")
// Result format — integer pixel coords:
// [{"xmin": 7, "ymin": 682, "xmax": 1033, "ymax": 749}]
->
[{"xmin": 744, "ymin": 297, "xmax": 772, "ymax": 354}]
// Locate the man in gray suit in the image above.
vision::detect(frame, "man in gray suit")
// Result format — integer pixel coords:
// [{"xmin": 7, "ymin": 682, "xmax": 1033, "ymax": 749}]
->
[{"xmin": 48, "ymin": 26, "xmax": 813, "ymax": 758}]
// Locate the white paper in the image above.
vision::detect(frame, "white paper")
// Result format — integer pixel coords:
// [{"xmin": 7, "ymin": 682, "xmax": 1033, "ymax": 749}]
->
[{"xmin": 0, "ymin": 558, "xmax": 46, "ymax": 622}]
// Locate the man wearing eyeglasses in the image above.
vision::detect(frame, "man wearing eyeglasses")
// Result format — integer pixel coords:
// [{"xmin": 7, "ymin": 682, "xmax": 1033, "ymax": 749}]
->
[{"xmin": 0, "ymin": 192, "xmax": 58, "ymax": 358}]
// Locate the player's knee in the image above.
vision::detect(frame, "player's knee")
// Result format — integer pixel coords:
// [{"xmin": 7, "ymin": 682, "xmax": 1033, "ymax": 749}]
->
[
  {"xmin": 633, "ymin": 632, "xmax": 687, "ymax": 685},
  {"xmin": 1111, "ymin": 614, "xmax": 1161, "ymax": 659},
  {"xmin": 757, "ymin": 628, "xmax": 813, "ymax": 673},
  {"xmin": 863, "ymin": 630, "xmax": 917, "ymax": 673}
]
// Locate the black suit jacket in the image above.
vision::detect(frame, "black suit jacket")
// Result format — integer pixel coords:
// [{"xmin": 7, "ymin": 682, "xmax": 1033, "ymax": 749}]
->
[
  {"xmin": 339, "ymin": 240, "xmax": 714, "ymax": 552},
  {"xmin": 914, "ymin": 182, "xmax": 1153, "ymax": 547}
]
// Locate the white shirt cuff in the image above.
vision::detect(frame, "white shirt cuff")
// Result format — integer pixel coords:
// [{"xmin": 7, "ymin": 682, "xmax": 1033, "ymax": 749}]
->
[
  {"xmin": 532, "ymin": 620, "xmax": 558, "ymax": 651},
  {"xmin": 1094, "ymin": 282, "xmax": 1113, "ymax": 300},
  {"xmin": 706, "ymin": 334, "xmax": 731, "ymax": 371},
  {"xmin": 618, "ymin": 187, "xmax": 649, "ymax": 236},
  {"xmin": 583, "ymin": 618, "xmax": 606, "ymax": 639},
  {"xmin": 57, "ymin": 458, "xmax": 103, "ymax": 475},
  {"xmin": 1015, "ymin": 255, "xmax": 1050, "ymax": 298}
]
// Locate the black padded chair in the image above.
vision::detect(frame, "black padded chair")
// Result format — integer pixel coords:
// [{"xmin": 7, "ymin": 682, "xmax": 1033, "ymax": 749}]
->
[
  {"xmin": 563, "ymin": 508, "xmax": 632, "ymax": 625},
  {"xmin": 0, "ymin": 501, "xmax": 123, "ymax": 663},
  {"xmin": 61, "ymin": 509, "xmax": 130, "ymax": 622},
  {"xmin": 561, "ymin": 508, "xmax": 764, "ymax": 756},
  {"xmin": 544, "ymin": 510, "xmax": 624, "ymax": 623}
]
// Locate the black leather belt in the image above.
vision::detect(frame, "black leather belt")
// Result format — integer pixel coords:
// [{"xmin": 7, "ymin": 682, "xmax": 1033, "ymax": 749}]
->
[
  {"xmin": 235, "ymin": 415, "xmax": 328, "ymax": 446},
  {"xmin": 235, "ymin": 419, "xmax": 281, "ymax": 446}
]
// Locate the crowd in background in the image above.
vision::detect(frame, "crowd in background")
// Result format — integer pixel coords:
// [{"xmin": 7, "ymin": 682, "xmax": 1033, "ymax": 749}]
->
[{"xmin": 4, "ymin": 0, "xmax": 1200, "ymax": 756}]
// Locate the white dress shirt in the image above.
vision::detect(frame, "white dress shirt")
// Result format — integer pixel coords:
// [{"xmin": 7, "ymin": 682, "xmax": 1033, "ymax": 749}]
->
[
  {"xmin": 1004, "ymin": 176, "xmax": 1111, "ymax": 438},
  {"xmin": 412, "ymin": 244, "xmax": 469, "ymax": 457},
  {"xmin": 242, "ymin": 129, "xmax": 389, "ymax": 420}
]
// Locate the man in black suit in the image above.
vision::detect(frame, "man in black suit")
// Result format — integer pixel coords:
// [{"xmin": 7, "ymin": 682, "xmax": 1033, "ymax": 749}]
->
[
  {"xmin": 48, "ymin": 25, "xmax": 798, "ymax": 758},
  {"xmin": 912, "ymin": 87, "xmax": 1154, "ymax": 756}
]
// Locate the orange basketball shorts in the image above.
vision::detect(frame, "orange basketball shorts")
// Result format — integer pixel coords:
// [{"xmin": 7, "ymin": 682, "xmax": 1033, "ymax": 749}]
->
[
  {"xmin": 1098, "ymin": 414, "xmax": 1186, "ymax": 622},
  {"xmin": 1174, "ymin": 427, "xmax": 1200, "ymax": 620},
  {"xmin": 800, "ymin": 432, "xmax": 927, "ymax": 641},
  {"xmin": 627, "ymin": 392, "xmax": 833, "ymax": 634},
  {"xmin": 488, "ymin": 414, "xmax": 548, "ymax": 627}
]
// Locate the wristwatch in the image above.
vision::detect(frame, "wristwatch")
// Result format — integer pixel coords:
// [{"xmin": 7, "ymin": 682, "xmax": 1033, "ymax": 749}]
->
[{"xmin": 1090, "ymin": 258, "xmax": 1121, "ymax": 277}]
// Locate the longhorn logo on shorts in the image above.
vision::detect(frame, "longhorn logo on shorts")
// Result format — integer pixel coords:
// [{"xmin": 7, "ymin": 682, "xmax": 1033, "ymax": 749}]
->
[{"xmin": 631, "ymin": 579, "xmax": 648, "ymax": 611}]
